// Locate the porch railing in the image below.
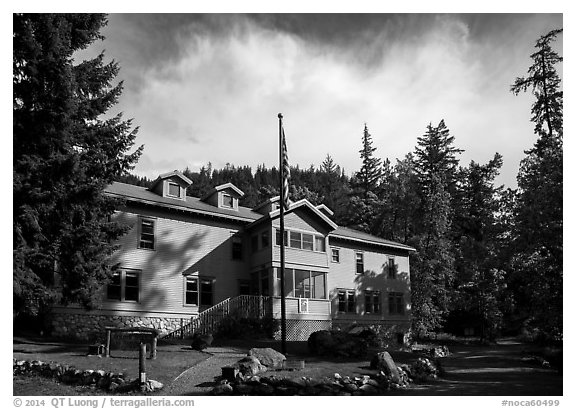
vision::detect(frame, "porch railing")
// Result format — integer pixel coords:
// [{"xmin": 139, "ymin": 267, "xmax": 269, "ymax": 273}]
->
[{"xmin": 162, "ymin": 295, "xmax": 272, "ymax": 340}]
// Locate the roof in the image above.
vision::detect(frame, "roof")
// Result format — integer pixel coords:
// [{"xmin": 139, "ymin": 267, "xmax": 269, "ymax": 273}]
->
[
  {"xmin": 331, "ymin": 226, "xmax": 416, "ymax": 252},
  {"xmin": 106, "ymin": 181, "xmax": 415, "ymax": 251},
  {"xmin": 201, "ymin": 182, "xmax": 245, "ymax": 201},
  {"xmin": 150, "ymin": 170, "xmax": 192, "ymax": 190},
  {"xmin": 105, "ymin": 182, "xmax": 261, "ymax": 223}
]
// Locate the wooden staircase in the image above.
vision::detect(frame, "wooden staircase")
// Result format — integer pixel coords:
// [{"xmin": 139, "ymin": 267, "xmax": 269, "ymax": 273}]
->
[{"xmin": 162, "ymin": 295, "xmax": 272, "ymax": 340}]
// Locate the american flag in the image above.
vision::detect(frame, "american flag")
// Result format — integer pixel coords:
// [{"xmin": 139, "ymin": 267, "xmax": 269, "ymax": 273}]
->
[{"xmin": 281, "ymin": 123, "xmax": 290, "ymax": 210}]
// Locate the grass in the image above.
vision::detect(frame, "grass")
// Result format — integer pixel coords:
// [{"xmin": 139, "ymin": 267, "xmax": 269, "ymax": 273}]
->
[{"xmin": 13, "ymin": 337, "xmax": 209, "ymax": 396}]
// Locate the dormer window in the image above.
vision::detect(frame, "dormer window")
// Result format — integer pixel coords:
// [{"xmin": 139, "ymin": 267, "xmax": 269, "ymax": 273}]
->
[
  {"xmin": 222, "ymin": 193, "xmax": 234, "ymax": 208},
  {"xmin": 167, "ymin": 182, "xmax": 181, "ymax": 198}
]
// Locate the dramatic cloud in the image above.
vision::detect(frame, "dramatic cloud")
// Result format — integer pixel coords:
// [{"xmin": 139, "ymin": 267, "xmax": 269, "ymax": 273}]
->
[{"xmin": 80, "ymin": 13, "xmax": 563, "ymax": 187}]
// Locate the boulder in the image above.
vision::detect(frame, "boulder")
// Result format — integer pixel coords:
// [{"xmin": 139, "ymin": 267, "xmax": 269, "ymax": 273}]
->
[
  {"xmin": 212, "ymin": 383, "xmax": 233, "ymax": 395},
  {"xmin": 234, "ymin": 356, "xmax": 267, "ymax": 376},
  {"xmin": 248, "ymin": 348, "xmax": 286, "ymax": 369},
  {"xmin": 370, "ymin": 351, "xmax": 401, "ymax": 383}
]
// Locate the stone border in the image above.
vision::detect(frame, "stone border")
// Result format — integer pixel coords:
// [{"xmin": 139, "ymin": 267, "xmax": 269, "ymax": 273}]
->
[{"xmin": 13, "ymin": 359, "xmax": 163, "ymax": 393}]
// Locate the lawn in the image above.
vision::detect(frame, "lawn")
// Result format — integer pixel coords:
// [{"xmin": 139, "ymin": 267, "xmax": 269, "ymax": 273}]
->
[
  {"xmin": 13, "ymin": 337, "xmax": 209, "ymax": 396},
  {"xmin": 14, "ymin": 336, "xmax": 562, "ymax": 396}
]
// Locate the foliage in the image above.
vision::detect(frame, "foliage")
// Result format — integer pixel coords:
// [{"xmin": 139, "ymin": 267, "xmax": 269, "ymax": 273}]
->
[
  {"xmin": 509, "ymin": 29, "xmax": 563, "ymax": 339},
  {"xmin": 13, "ymin": 14, "xmax": 142, "ymax": 317},
  {"xmin": 216, "ymin": 315, "xmax": 279, "ymax": 339},
  {"xmin": 353, "ymin": 124, "xmax": 382, "ymax": 197}
]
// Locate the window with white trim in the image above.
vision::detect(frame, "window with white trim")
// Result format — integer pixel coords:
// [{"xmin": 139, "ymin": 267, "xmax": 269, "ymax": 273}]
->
[
  {"xmin": 388, "ymin": 292, "xmax": 404, "ymax": 315},
  {"xmin": 222, "ymin": 193, "xmax": 234, "ymax": 208},
  {"xmin": 331, "ymin": 248, "xmax": 340, "ymax": 263},
  {"xmin": 107, "ymin": 270, "xmax": 140, "ymax": 302},
  {"xmin": 167, "ymin": 182, "xmax": 181, "ymax": 198},
  {"xmin": 138, "ymin": 217, "xmax": 155, "ymax": 250},
  {"xmin": 387, "ymin": 257, "xmax": 396, "ymax": 279},
  {"xmin": 338, "ymin": 289, "xmax": 356, "ymax": 313},
  {"xmin": 365, "ymin": 290, "xmax": 381, "ymax": 314},
  {"xmin": 356, "ymin": 252, "xmax": 364, "ymax": 274},
  {"xmin": 184, "ymin": 277, "xmax": 214, "ymax": 306},
  {"xmin": 231, "ymin": 234, "xmax": 243, "ymax": 260},
  {"xmin": 275, "ymin": 228, "xmax": 326, "ymax": 252},
  {"xmin": 279, "ymin": 268, "xmax": 326, "ymax": 299}
]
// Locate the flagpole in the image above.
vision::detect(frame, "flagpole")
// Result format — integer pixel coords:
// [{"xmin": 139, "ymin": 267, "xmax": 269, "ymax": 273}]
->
[{"xmin": 278, "ymin": 113, "xmax": 287, "ymax": 355}]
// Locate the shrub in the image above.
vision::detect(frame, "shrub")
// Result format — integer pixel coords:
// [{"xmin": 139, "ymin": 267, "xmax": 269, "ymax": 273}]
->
[{"xmin": 216, "ymin": 315, "xmax": 279, "ymax": 339}]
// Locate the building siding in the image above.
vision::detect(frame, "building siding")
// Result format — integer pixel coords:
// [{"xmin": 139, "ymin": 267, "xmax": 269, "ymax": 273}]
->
[{"xmin": 108, "ymin": 204, "xmax": 248, "ymax": 316}]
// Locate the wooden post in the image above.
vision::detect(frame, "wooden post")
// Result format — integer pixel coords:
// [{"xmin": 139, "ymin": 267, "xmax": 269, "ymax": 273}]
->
[
  {"xmin": 139, "ymin": 343, "xmax": 147, "ymax": 384},
  {"xmin": 151, "ymin": 336, "xmax": 157, "ymax": 359},
  {"xmin": 180, "ymin": 318, "xmax": 184, "ymax": 340},
  {"xmin": 105, "ymin": 329, "xmax": 111, "ymax": 357}
]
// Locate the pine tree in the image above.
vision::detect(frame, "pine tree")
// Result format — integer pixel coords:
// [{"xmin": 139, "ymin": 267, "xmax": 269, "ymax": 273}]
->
[
  {"xmin": 13, "ymin": 14, "xmax": 142, "ymax": 318},
  {"xmin": 509, "ymin": 29, "xmax": 563, "ymax": 339},
  {"xmin": 410, "ymin": 120, "xmax": 462, "ymax": 336},
  {"xmin": 354, "ymin": 124, "xmax": 382, "ymax": 197}
]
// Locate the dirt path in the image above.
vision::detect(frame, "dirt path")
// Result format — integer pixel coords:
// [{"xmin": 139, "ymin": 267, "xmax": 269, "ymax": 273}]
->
[{"xmin": 392, "ymin": 339, "xmax": 562, "ymax": 396}]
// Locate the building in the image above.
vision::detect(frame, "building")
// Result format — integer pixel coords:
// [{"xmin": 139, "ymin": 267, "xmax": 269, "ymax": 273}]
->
[{"xmin": 51, "ymin": 171, "xmax": 415, "ymax": 341}]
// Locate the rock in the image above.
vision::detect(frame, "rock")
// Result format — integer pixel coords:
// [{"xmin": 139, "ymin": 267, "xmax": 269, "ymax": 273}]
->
[
  {"xmin": 344, "ymin": 383, "xmax": 358, "ymax": 392},
  {"xmin": 191, "ymin": 333, "xmax": 213, "ymax": 350},
  {"xmin": 148, "ymin": 379, "xmax": 164, "ymax": 391},
  {"xmin": 234, "ymin": 356, "xmax": 267, "ymax": 376},
  {"xmin": 108, "ymin": 382, "xmax": 120, "ymax": 392},
  {"xmin": 359, "ymin": 384, "xmax": 378, "ymax": 394},
  {"xmin": 248, "ymin": 348, "xmax": 286, "ymax": 369},
  {"xmin": 212, "ymin": 383, "xmax": 233, "ymax": 395},
  {"xmin": 370, "ymin": 351, "xmax": 401, "ymax": 383}
]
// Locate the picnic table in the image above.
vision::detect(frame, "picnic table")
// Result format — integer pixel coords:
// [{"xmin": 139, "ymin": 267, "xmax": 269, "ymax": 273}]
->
[{"xmin": 104, "ymin": 326, "xmax": 160, "ymax": 359}]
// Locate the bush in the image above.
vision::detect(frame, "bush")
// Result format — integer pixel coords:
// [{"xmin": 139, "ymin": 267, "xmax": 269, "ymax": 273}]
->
[
  {"xmin": 308, "ymin": 330, "xmax": 368, "ymax": 358},
  {"xmin": 216, "ymin": 315, "xmax": 279, "ymax": 340}
]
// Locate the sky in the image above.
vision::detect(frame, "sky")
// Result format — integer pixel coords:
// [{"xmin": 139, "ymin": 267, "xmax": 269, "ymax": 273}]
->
[{"xmin": 66, "ymin": 13, "xmax": 565, "ymax": 188}]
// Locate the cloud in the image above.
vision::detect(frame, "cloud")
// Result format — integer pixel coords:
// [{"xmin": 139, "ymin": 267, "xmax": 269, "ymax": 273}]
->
[{"xmin": 82, "ymin": 14, "xmax": 562, "ymax": 188}]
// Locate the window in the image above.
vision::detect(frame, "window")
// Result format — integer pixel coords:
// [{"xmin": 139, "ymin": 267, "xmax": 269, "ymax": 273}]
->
[
  {"xmin": 185, "ymin": 277, "xmax": 214, "ymax": 306},
  {"xmin": 222, "ymin": 193, "xmax": 234, "ymax": 208},
  {"xmin": 294, "ymin": 269, "xmax": 311, "ymax": 298},
  {"xmin": 302, "ymin": 233, "xmax": 314, "ymax": 251},
  {"xmin": 107, "ymin": 270, "xmax": 140, "ymax": 302},
  {"xmin": 138, "ymin": 217, "xmax": 155, "ymax": 250},
  {"xmin": 238, "ymin": 280, "xmax": 250, "ymax": 296},
  {"xmin": 275, "ymin": 229, "xmax": 326, "ymax": 252},
  {"xmin": 388, "ymin": 292, "xmax": 404, "ymax": 315},
  {"xmin": 261, "ymin": 231, "xmax": 269, "ymax": 248},
  {"xmin": 356, "ymin": 252, "xmax": 364, "ymax": 274},
  {"xmin": 331, "ymin": 248, "xmax": 340, "ymax": 263},
  {"xmin": 251, "ymin": 235, "xmax": 259, "ymax": 253},
  {"xmin": 200, "ymin": 279, "xmax": 213, "ymax": 306},
  {"xmin": 290, "ymin": 231, "xmax": 302, "ymax": 248},
  {"xmin": 280, "ymin": 268, "xmax": 327, "ymax": 299},
  {"xmin": 338, "ymin": 289, "xmax": 356, "ymax": 313},
  {"xmin": 365, "ymin": 290, "xmax": 381, "ymax": 314},
  {"xmin": 124, "ymin": 271, "xmax": 140, "ymax": 302},
  {"xmin": 167, "ymin": 182, "xmax": 181, "ymax": 198},
  {"xmin": 315, "ymin": 235, "xmax": 326, "ymax": 252},
  {"xmin": 387, "ymin": 257, "xmax": 396, "ymax": 279},
  {"xmin": 231, "ymin": 235, "xmax": 242, "ymax": 260},
  {"xmin": 107, "ymin": 272, "xmax": 121, "ymax": 300}
]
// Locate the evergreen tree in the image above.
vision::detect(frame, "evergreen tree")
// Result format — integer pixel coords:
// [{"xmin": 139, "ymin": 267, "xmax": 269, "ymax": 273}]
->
[
  {"xmin": 451, "ymin": 154, "xmax": 506, "ymax": 340},
  {"xmin": 354, "ymin": 124, "xmax": 382, "ymax": 196},
  {"xmin": 410, "ymin": 120, "xmax": 462, "ymax": 336},
  {"xmin": 509, "ymin": 29, "xmax": 563, "ymax": 339},
  {"xmin": 13, "ymin": 14, "xmax": 142, "ymax": 317}
]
